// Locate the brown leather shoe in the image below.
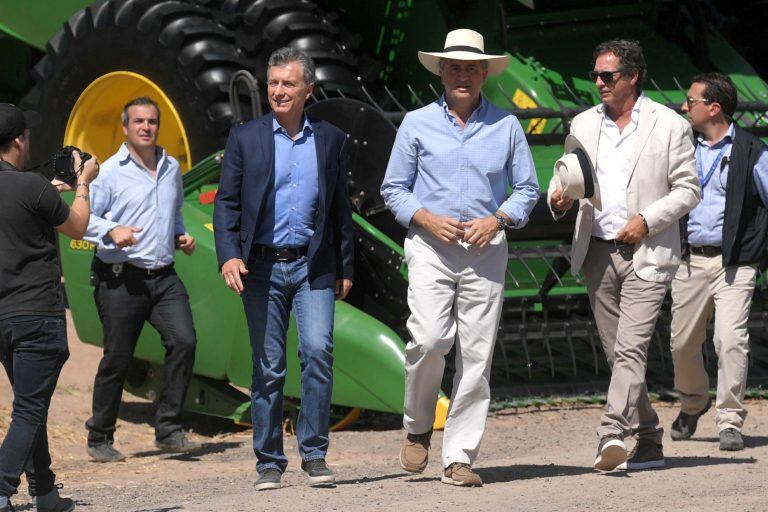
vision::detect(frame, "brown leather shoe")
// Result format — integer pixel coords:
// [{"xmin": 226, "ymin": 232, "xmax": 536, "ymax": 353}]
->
[
  {"xmin": 399, "ymin": 429, "xmax": 432, "ymax": 473},
  {"xmin": 441, "ymin": 462, "xmax": 483, "ymax": 487}
]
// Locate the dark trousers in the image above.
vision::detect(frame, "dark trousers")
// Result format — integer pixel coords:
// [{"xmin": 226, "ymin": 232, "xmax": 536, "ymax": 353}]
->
[
  {"xmin": 86, "ymin": 267, "xmax": 197, "ymax": 444},
  {"xmin": 0, "ymin": 315, "xmax": 68, "ymax": 498}
]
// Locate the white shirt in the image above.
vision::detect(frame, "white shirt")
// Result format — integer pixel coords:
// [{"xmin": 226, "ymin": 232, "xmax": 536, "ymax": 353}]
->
[{"xmin": 592, "ymin": 94, "xmax": 645, "ymax": 239}]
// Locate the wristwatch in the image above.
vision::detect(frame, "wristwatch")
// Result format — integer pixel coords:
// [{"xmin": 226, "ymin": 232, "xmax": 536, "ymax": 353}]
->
[{"xmin": 493, "ymin": 213, "xmax": 508, "ymax": 231}]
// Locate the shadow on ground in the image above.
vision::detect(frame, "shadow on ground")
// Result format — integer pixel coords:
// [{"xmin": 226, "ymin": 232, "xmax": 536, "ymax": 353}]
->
[
  {"xmin": 477, "ymin": 464, "xmax": 595, "ymax": 483},
  {"xmin": 687, "ymin": 435, "xmax": 768, "ymax": 448},
  {"xmin": 132, "ymin": 441, "xmax": 243, "ymax": 460},
  {"xmin": 117, "ymin": 401, "xmax": 249, "ymax": 437},
  {"xmin": 335, "ymin": 472, "xmax": 410, "ymax": 485}
]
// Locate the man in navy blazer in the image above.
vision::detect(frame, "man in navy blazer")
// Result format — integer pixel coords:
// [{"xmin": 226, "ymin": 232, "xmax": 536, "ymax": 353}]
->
[{"xmin": 213, "ymin": 47, "xmax": 353, "ymax": 490}]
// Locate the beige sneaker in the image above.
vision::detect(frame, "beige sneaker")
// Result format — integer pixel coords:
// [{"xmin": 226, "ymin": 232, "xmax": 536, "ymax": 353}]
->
[
  {"xmin": 441, "ymin": 463, "xmax": 483, "ymax": 487},
  {"xmin": 399, "ymin": 429, "xmax": 432, "ymax": 473}
]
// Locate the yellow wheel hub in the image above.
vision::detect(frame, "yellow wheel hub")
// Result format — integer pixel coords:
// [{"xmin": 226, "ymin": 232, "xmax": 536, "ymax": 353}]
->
[{"xmin": 64, "ymin": 71, "xmax": 192, "ymax": 172}]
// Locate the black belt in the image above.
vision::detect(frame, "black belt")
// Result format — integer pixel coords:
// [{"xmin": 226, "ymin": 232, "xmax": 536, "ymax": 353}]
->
[
  {"xmin": 94, "ymin": 258, "xmax": 174, "ymax": 278},
  {"xmin": 252, "ymin": 244, "xmax": 308, "ymax": 262},
  {"xmin": 688, "ymin": 245, "xmax": 722, "ymax": 257},
  {"xmin": 591, "ymin": 236, "xmax": 634, "ymax": 248}
]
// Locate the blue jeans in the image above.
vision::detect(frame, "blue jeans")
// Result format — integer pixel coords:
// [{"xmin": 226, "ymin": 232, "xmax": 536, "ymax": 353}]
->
[
  {"xmin": 0, "ymin": 315, "xmax": 69, "ymax": 498},
  {"xmin": 241, "ymin": 255, "xmax": 335, "ymax": 473}
]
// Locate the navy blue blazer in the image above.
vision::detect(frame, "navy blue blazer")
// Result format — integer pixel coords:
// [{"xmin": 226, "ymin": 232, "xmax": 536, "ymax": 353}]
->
[{"xmin": 213, "ymin": 113, "xmax": 354, "ymax": 289}]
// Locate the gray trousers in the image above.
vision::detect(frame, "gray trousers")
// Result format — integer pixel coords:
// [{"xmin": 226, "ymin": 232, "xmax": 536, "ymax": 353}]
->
[{"xmin": 582, "ymin": 240, "xmax": 666, "ymax": 443}]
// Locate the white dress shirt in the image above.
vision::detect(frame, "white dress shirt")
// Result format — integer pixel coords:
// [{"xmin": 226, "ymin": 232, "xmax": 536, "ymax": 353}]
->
[{"xmin": 592, "ymin": 94, "xmax": 645, "ymax": 239}]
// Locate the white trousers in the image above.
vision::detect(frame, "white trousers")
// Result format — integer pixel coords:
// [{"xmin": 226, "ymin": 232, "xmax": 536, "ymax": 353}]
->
[{"xmin": 402, "ymin": 226, "xmax": 506, "ymax": 467}]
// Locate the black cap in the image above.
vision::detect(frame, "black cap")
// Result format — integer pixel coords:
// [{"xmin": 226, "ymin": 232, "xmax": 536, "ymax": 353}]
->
[{"xmin": 0, "ymin": 103, "xmax": 41, "ymax": 145}]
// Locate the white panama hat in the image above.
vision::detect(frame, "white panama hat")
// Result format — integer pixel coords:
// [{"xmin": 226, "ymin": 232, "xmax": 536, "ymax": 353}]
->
[
  {"xmin": 418, "ymin": 29, "xmax": 510, "ymax": 77},
  {"xmin": 554, "ymin": 134, "xmax": 602, "ymax": 211}
]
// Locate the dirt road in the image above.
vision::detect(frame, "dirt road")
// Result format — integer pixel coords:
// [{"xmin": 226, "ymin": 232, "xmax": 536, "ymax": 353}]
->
[{"xmin": 1, "ymin": 313, "xmax": 766, "ymax": 511}]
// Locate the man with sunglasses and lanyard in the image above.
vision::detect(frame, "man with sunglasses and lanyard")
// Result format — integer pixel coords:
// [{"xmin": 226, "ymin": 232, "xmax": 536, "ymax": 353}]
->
[
  {"xmin": 549, "ymin": 40, "xmax": 699, "ymax": 471},
  {"xmin": 669, "ymin": 73, "xmax": 768, "ymax": 451}
]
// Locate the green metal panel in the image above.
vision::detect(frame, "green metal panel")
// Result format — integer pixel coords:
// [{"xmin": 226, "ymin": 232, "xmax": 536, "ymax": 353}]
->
[
  {"xmin": 0, "ymin": 1, "xmax": 93, "ymax": 49},
  {"xmin": 61, "ymin": 180, "xmax": 408, "ymax": 414}
]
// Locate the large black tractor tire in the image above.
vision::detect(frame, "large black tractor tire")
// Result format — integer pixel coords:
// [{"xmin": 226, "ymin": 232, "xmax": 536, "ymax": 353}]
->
[
  {"xmin": 21, "ymin": 0, "xmax": 247, "ymax": 167},
  {"xmin": 217, "ymin": 0, "xmax": 371, "ymax": 95}
]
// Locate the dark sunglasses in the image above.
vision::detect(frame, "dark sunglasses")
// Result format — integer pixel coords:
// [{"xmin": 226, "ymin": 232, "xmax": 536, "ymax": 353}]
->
[{"xmin": 588, "ymin": 69, "xmax": 625, "ymax": 84}]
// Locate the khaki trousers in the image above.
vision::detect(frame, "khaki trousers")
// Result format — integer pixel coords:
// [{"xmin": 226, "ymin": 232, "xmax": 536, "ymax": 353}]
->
[
  {"xmin": 582, "ymin": 241, "xmax": 667, "ymax": 443},
  {"xmin": 402, "ymin": 226, "xmax": 507, "ymax": 467},
  {"xmin": 670, "ymin": 254, "xmax": 756, "ymax": 431}
]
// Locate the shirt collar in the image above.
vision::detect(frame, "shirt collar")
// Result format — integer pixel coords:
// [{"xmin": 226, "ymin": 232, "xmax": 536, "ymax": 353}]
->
[
  {"xmin": 597, "ymin": 92, "xmax": 645, "ymax": 119},
  {"xmin": 439, "ymin": 94, "xmax": 487, "ymax": 122},
  {"xmin": 117, "ymin": 142, "xmax": 166, "ymax": 168},
  {"xmin": 696, "ymin": 122, "xmax": 735, "ymax": 148},
  {"xmin": 0, "ymin": 160, "xmax": 18, "ymax": 172},
  {"xmin": 273, "ymin": 116, "xmax": 313, "ymax": 135}
]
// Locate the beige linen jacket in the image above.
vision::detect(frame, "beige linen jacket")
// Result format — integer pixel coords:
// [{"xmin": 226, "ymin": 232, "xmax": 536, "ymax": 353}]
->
[{"xmin": 547, "ymin": 97, "xmax": 700, "ymax": 283}]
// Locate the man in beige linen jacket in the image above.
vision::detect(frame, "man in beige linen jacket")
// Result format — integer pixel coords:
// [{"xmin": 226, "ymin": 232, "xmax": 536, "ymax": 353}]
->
[{"xmin": 548, "ymin": 39, "xmax": 699, "ymax": 472}]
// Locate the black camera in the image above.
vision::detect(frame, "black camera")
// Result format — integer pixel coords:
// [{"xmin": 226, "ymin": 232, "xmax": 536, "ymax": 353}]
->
[{"xmin": 35, "ymin": 146, "xmax": 92, "ymax": 187}]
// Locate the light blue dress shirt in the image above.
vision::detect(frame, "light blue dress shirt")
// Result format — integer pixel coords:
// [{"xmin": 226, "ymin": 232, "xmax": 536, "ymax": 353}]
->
[
  {"xmin": 380, "ymin": 96, "xmax": 540, "ymax": 228},
  {"xmin": 687, "ymin": 123, "xmax": 768, "ymax": 246},
  {"xmin": 254, "ymin": 117, "xmax": 319, "ymax": 248},
  {"xmin": 85, "ymin": 143, "xmax": 186, "ymax": 269}
]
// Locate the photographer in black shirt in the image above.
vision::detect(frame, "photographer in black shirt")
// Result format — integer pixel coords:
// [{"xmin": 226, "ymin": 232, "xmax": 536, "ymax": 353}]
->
[{"xmin": 0, "ymin": 104, "xmax": 99, "ymax": 512}]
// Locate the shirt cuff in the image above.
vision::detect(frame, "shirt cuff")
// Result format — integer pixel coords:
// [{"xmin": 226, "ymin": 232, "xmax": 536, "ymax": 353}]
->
[
  {"xmin": 98, "ymin": 221, "xmax": 120, "ymax": 243},
  {"xmin": 498, "ymin": 203, "xmax": 525, "ymax": 229},
  {"xmin": 394, "ymin": 197, "xmax": 425, "ymax": 228}
]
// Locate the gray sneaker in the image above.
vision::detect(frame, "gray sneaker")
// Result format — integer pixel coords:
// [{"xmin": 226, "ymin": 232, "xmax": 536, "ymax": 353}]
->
[
  {"xmin": 594, "ymin": 434, "xmax": 627, "ymax": 471},
  {"xmin": 670, "ymin": 398, "xmax": 711, "ymax": 441},
  {"xmin": 154, "ymin": 431, "xmax": 201, "ymax": 453},
  {"xmin": 617, "ymin": 439, "xmax": 665, "ymax": 470},
  {"xmin": 719, "ymin": 428, "xmax": 744, "ymax": 451},
  {"xmin": 36, "ymin": 484, "xmax": 75, "ymax": 512},
  {"xmin": 37, "ymin": 497, "xmax": 75, "ymax": 512},
  {"xmin": 86, "ymin": 442, "xmax": 125, "ymax": 463},
  {"xmin": 255, "ymin": 468, "xmax": 282, "ymax": 491},
  {"xmin": 301, "ymin": 459, "xmax": 336, "ymax": 486}
]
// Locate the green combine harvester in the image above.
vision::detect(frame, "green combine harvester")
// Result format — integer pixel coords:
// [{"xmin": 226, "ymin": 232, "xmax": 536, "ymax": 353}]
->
[{"xmin": 1, "ymin": 0, "xmax": 767, "ymax": 427}]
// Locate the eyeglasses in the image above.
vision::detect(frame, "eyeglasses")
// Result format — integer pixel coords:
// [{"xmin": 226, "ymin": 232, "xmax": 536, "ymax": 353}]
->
[
  {"xmin": 588, "ymin": 69, "xmax": 625, "ymax": 84},
  {"xmin": 685, "ymin": 96, "xmax": 713, "ymax": 108}
]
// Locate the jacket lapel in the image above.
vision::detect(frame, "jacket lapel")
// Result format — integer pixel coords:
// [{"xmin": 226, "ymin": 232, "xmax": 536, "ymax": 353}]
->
[
  {"xmin": 587, "ymin": 107, "xmax": 602, "ymax": 164},
  {"xmin": 626, "ymin": 99, "xmax": 657, "ymax": 184},
  {"xmin": 260, "ymin": 113, "xmax": 276, "ymax": 181},
  {"xmin": 312, "ymin": 119, "xmax": 327, "ymax": 215}
]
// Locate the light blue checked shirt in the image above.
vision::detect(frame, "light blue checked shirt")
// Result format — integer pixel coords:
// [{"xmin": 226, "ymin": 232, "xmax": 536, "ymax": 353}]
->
[
  {"xmin": 381, "ymin": 95, "xmax": 539, "ymax": 228},
  {"xmin": 85, "ymin": 143, "xmax": 186, "ymax": 269},
  {"xmin": 687, "ymin": 123, "xmax": 768, "ymax": 246}
]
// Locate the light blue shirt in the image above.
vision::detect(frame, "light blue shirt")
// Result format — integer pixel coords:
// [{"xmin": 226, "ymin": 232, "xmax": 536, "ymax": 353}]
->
[
  {"xmin": 381, "ymin": 96, "xmax": 540, "ymax": 228},
  {"xmin": 254, "ymin": 117, "xmax": 319, "ymax": 248},
  {"xmin": 687, "ymin": 123, "xmax": 768, "ymax": 246},
  {"xmin": 85, "ymin": 143, "xmax": 185, "ymax": 269}
]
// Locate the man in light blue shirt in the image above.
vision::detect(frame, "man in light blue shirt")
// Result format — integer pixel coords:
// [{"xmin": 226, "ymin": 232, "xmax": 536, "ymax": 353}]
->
[
  {"xmin": 381, "ymin": 29, "xmax": 539, "ymax": 487},
  {"xmin": 252, "ymin": 117, "xmax": 319, "ymax": 248},
  {"xmin": 670, "ymin": 73, "xmax": 768, "ymax": 451},
  {"xmin": 84, "ymin": 97, "xmax": 199, "ymax": 461}
]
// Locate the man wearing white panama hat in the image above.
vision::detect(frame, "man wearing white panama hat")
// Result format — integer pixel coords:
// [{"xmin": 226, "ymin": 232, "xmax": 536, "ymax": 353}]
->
[
  {"xmin": 548, "ymin": 39, "xmax": 699, "ymax": 472},
  {"xmin": 381, "ymin": 28, "xmax": 539, "ymax": 487}
]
